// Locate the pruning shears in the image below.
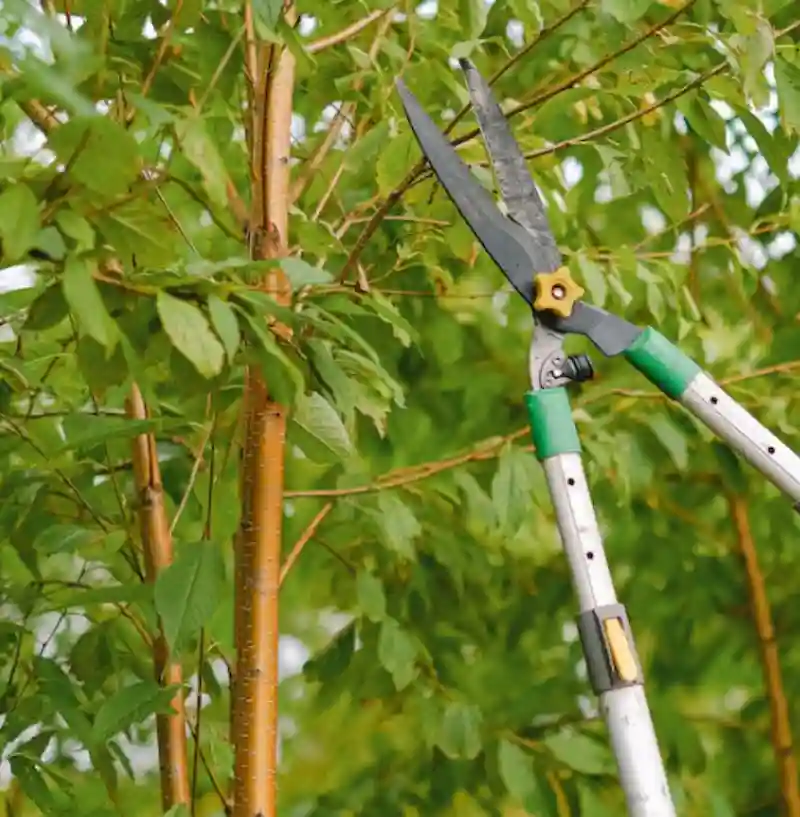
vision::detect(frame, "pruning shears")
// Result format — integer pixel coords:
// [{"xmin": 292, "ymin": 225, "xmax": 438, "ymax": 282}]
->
[{"xmin": 396, "ymin": 61, "xmax": 800, "ymax": 817}]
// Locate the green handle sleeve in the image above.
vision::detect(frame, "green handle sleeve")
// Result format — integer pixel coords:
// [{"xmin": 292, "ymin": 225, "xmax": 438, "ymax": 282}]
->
[{"xmin": 623, "ymin": 327, "xmax": 701, "ymax": 400}]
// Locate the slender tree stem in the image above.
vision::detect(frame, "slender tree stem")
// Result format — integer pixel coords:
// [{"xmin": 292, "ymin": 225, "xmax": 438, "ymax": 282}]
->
[
  {"xmin": 233, "ymin": 3, "xmax": 295, "ymax": 815},
  {"xmin": 128, "ymin": 383, "xmax": 191, "ymax": 810},
  {"xmin": 728, "ymin": 494, "xmax": 800, "ymax": 817}
]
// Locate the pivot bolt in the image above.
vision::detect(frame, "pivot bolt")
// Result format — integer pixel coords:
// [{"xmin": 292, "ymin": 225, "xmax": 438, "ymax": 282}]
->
[{"xmin": 533, "ymin": 267, "xmax": 585, "ymax": 318}]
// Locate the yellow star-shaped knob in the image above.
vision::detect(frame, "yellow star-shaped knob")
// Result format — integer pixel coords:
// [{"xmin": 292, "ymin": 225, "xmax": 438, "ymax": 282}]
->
[{"xmin": 533, "ymin": 267, "xmax": 585, "ymax": 318}]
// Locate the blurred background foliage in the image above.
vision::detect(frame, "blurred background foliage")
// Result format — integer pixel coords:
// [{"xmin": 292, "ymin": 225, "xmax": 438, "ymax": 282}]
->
[{"xmin": 0, "ymin": 0, "xmax": 799, "ymax": 815}]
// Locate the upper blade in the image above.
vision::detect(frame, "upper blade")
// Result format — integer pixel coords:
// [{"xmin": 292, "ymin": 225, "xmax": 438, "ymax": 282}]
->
[
  {"xmin": 459, "ymin": 59, "xmax": 562, "ymax": 274},
  {"xmin": 396, "ymin": 78, "xmax": 539, "ymax": 305}
]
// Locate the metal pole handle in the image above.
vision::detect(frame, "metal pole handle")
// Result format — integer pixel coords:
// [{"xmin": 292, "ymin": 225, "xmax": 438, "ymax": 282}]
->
[{"xmin": 527, "ymin": 388, "xmax": 676, "ymax": 817}]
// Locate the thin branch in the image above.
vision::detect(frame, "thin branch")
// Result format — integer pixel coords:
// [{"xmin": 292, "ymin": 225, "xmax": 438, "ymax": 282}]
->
[
  {"xmin": 171, "ymin": 420, "xmax": 214, "ymax": 535},
  {"xmin": 187, "ymin": 718, "xmax": 232, "ymax": 816},
  {"xmin": 128, "ymin": 384, "xmax": 191, "ymax": 809},
  {"xmin": 306, "ymin": 7, "xmax": 394, "ymax": 54},
  {"xmin": 294, "ymin": 9, "xmax": 395, "ymax": 207},
  {"xmin": 190, "ymin": 629, "xmax": 206, "ymax": 817},
  {"xmin": 279, "ymin": 502, "xmax": 333, "ymax": 585},
  {"xmin": 286, "ymin": 429, "xmax": 528, "ymax": 498},
  {"xmin": 291, "ymin": 103, "xmax": 350, "ymax": 204},
  {"xmin": 141, "ymin": 0, "xmax": 185, "ymax": 98},
  {"xmin": 448, "ymin": 0, "xmax": 592, "ymax": 135},
  {"xmin": 728, "ymin": 494, "xmax": 800, "ymax": 817},
  {"xmin": 1, "ymin": 414, "xmax": 111, "ymax": 531},
  {"xmin": 497, "ymin": 0, "xmax": 697, "ymax": 127},
  {"xmin": 286, "ymin": 360, "xmax": 800, "ymax": 500},
  {"xmin": 18, "ymin": 99, "xmax": 60, "ymax": 133},
  {"xmin": 521, "ymin": 62, "xmax": 727, "ymax": 160}
]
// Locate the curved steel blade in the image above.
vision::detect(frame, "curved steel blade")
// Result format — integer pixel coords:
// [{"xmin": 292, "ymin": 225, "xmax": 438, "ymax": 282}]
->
[
  {"xmin": 396, "ymin": 78, "xmax": 539, "ymax": 305},
  {"xmin": 459, "ymin": 58, "xmax": 562, "ymax": 274}
]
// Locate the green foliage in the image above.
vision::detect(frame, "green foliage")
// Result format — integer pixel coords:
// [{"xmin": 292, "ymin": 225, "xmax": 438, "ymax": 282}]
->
[{"xmin": 0, "ymin": 0, "xmax": 799, "ymax": 816}]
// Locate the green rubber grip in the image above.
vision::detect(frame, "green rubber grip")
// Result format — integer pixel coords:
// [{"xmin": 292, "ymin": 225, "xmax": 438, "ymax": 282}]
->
[
  {"xmin": 525, "ymin": 388, "xmax": 581, "ymax": 461},
  {"xmin": 623, "ymin": 327, "xmax": 701, "ymax": 400}
]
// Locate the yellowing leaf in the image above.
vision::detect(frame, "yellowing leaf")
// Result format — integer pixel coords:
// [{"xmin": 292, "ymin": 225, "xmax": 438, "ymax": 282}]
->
[{"xmin": 157, "ymin": 291, "xmax": 225, "ymax": 378}]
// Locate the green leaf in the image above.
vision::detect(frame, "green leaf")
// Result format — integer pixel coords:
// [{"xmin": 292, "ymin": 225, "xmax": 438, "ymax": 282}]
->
[
  {"xmin": 33, "ymin": 523, "xmax": 99, "ymax": 554},
  {"xmin": 56, "ymin": 209, "xmax": 94, "ymax": 252},
  {"xmin": 34, "ymin": 226, "xmax": 66, "ymax": 261},
  {"xmin": 544, "ymin": 731, "xmax": 613, "ymax": 774},
  {"xmin": 0, "ymin": 183, "xmax": 40, "ymax": 262},
  {"xmin": 62, "ymin": 257, "xmax": 119, "ymax": 352},
  {"xmin": 601, "ymin": 0, "xmax": 650, "ymax": 23},
  {"xmin": 303, "ymin": 621, "xmax": 356, "ymax": 683},
  {"xmin": 55, "ymin": 415, "xmax": 162, "ymax": 451},
  {"xmin": 575, "ymin": 254, "xmax": 607, "ymax": 308},
  {"xmin": 645, "ymin": 414, "xmax": 688, "ymax": 471},
  {"xmin": 44, "ymin": 582, "xmax": 152, "ymax": 611},
  {"xmin": 174, "ymin": 116, "xmax": 230, "ymax": 209},
  {"xmin": 280, "ymin": 257, "xmax": 333, "ymax": 289},
  {"xmin": 677, "ymin": 96, "xmax": 727, "ymax": 151},
  {"xmin": 377, "ymin": 617, "xmax": 418, "ymax": 690},
  {"xmin": 293, "ymin": 391, "xmax": 353, "ymax": 459},
  {"xmin": 376, "ymin": 131, "xmax": 418, "ymax": 197},
  {"xmin": 252, "ymin": 0, "xmax": 283, "ymax": 29},
  {"xmin": 497, "ymin": 740, "xmax": 545, "ymax": 810},
  {"xmin": 459, "ymin": 0, "xmax": 488, "ymax": 39},
  {"xmin": 775, "ymin": 55, "xmax": 800, "ymax": 134},
  {"xmin": 23, "ymin": 284, "xmax": 69, "ymax": 332},
  {"xmin": 344, "ymin": 121, "xmax": 391, "ymax": 172},
  {"xmin": 47, "ymin": 117, "xmax": 141, "ymax": 198},
  {"xmin": 356, "ymin": 570, "xmax": 386, "ymax": 622},
  {"xmin": 153, "ymin": 540, "xmax": 226, "ymax": 652},
  {"xmin": 92, "ymin": 680, "xmax": 179, "ymax": 743},
  {"xmin": 361, "ymin": 292, "xmax": 418, "ymax": 347},
  {"xmin": 738, "ymin": 21, "xmax": 773, "ymax": 107},
  {"xmin": 437, "ymin": 701, "xmax": 483, "ymax": 760},
  {"xmin": 376, "ymin": 493, "xmax": 421, "ymax": 558},
  {"xmin": 157, "ymin": 291, "xmax": 225, "ymax": 378},
  {"xmin": 8, "ymin": 757, "xmax": 60, "ymax": 814},
  {"xmin": 208, "ymin": 295, "xmax": 241, "ymax": 362},
  {"xmin": 491, "ymin": 445, "xmax": 532, "ymax": 533},
  {"xmin": 238, "ymin": 309, "xmax": 304, "ymax": 400}
]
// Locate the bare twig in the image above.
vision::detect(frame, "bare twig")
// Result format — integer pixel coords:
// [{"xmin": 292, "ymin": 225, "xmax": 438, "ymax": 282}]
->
[
  {"xmin": 141, "ymin": 0, "xmax": 185, "ymax": 98},
  {"xmin": 279, "ymin": 502, "xmax": 333, "ymax": 585},
  {"xmin": 307, "ymin": 7, "xmax": 394, "ymax": 54},
  {"xmin": 171, "ymin": 419, "xmax": 214, "ymax": 535}
]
